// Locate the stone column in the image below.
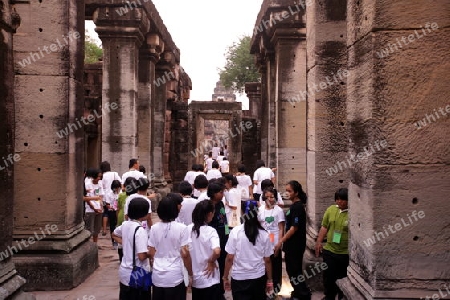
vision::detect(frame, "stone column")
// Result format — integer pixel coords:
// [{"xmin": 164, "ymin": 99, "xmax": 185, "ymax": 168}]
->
[
  {"xmin": 152, "ymin": 53, "xmax": 174, "ymax": 194},
  {"xmin": 340, "ymin": 1, "xmax": 450, "ymax": 299},
  {"xmin": 12, "ymin": 0, "xmax": 97, "ymax": 290},
  {"xmin": 272, "ymin": 27, "xmax": 307, "ymax": 191},
  {"xmin": 0, "ymin": 3, "xmax": 32, "ymax": 299},
  {"xmin": 94, "ymin": 7, "xmax": 150, "ymax": 174},
  {"xmin": 305, "ymin": 0, "xmax": 349, "ymax": 259},
  {"xmin": 244, "ymin": 82, "xmax": 261, "ymax": 120},
  {"xmin": 258, "ymin": 60, "xmax": 269, "ymax": 165}
]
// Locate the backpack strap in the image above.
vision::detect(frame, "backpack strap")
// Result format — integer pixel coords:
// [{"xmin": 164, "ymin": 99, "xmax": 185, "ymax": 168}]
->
[{"xmin": 132, "ymin": 226, "xmax": 141, "ymax": 268}]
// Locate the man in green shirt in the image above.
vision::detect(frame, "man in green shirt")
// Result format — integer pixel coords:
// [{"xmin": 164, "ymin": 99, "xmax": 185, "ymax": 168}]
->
[{"xmin": 315, "ymin": 188, "xmax": 349, "ymax": 300}]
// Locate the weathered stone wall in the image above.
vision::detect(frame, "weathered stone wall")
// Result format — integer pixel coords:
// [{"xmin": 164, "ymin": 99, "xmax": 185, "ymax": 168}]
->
[
  {"xmin": 241, "ymin": 117, "xmax": 259, "ymax": 177},
  {"xmin": 340, "ymin": 1, "xmax": 450, "ymax": 299},
  {"xmin": 12, "ymin": 0, "xmax": 97, "ymax": 291}
]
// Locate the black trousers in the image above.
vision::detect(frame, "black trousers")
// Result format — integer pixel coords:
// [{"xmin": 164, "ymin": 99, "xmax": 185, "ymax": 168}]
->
[
  {"xmin": 192, "ymin": 283, "xmax": 221, "ymax": 300},
  {"xmin": 270, "ymin": 253, "xmax": 283, "ymax": 293},
  {"xmin": 108, "ymin": 210, "xmax": 117, "ymax": 243},
  {"xmin": 322, "ymin": 249, "xmax": 349, "ymax": 300},
  {"xmin": 284, "ymin": 250, "xmax": 311, "ymax": 299},
  {"xmin": 152, "ymin": 282, "xmax": 186, "ymax": 300},
  {"xmin": 119, "ymin": 282, "xmax": 151, "ymax": 300},
  {"xmin": 231, "ymin": 275, "xmax": 266, "ymax": 300}
]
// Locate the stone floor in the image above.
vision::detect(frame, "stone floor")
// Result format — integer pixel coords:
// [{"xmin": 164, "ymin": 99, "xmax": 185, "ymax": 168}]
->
[{"xmin": 32, "ymin": 213, "xmax": 323, "ymax": 300}]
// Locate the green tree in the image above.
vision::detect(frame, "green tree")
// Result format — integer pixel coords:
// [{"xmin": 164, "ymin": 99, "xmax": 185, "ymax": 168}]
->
[
  {"xmin": 85, "ymin": 31, "xmax": 102, "ymax": 64},
  {"xmin": 219, "ymin": 35, "xmax": 260, "ymax": 93}
]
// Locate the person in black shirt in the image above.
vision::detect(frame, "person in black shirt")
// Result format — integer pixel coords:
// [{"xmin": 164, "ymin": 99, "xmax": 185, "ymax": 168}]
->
[
  {"xmin": 207, "ymin": 181, "xmax": 228, "ymax": 299},
  {"xmin": 276, "ymin": 180, "xmax": 311, "ymax": 300}
]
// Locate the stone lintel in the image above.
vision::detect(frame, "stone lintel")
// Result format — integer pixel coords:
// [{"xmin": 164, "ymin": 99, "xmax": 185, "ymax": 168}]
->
[
  {"xmin": 87, "ymin": 0, "xmax": 180, "ymax": 62},
  {"xmin": 245, "ymin": 82, "xmax": 261, "ymax": 96}
]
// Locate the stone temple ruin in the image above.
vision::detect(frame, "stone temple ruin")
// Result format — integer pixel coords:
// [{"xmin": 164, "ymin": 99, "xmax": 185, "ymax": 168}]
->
[{"xmin": 0, "ymin": 0, "xmax": 449, "ymax": 299}]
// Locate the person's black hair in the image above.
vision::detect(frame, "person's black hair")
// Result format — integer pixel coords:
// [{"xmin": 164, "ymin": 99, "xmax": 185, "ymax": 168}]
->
[
  {"xmin": 100, "ymin": 161, "xmax": 111, "ymax": 173},
  {"xmin": 207, "ymin": 182, "xmax": 225, "ymax": 199},
  {"xmin": 179, "ymin": 180, "xmax": 193, "ymax": 196},
  {"xmin": 288, "ymin": 180, "xmax": 307, "ymax": 204},
  {"xmin": 157, "ymin": 196, "xmax": 179, "ymax": 222},
  {"xmin": 192, "ymin": 200, "xmax": 215, "ymax": 238},
  {"xmin": 216, "ymin": 176, "xmax": 227, "ymax": 186},
  {"xmin": 219, "ymin": 151, "xmax": 224, "ymax": 156},
  {"xmin": 129, "ymin": 158, "xmax": 138, "ymax": 169},
  {"xmin": 222, "ymin": 157, "xmax": 228, "ymax": 161},
  {"xmin": 85, "ymin": 168, "xmax": 98, "ymax": 179},
  {"xmin": 237, "ymin": 164, "xmax": 246, "ymax": 173},
  {"xmin": 208, "ymin": 151, "xmax": 212, "ymax": 157},
  {"xmin": 111, "ymin": 180, "xmax": 122, "ymax": 190},
  {"xmin": 194, "ymin": 175, "xmax": 208, "ymax": 190},
  {"xmin": 167, "ymin": 192, "xmax": 183, "ymax": 206},
  {"xmin": 256, "ymin": 160, "xmax": 265, "ymax": 169},
  {"xmin": 224, "ymin": 174, "xmax": 238, "ymax": 188},
  {"xmin": 212, "ymin": 161, "xmax": 219, "ymax": 169},
  {"xmin": 124, "ymin": 177, "xmax": 137, "ymax": 196},
  {"xmin": 335, "ymin": 188, "xmax": 348, "ymax": 201},
  {"xmin": 194, "ymin": 164, "xmax": 204, "ymax": 172},
  {"xmin": 139, "ymin": 165, "xmax": 146, "ymax": 174},
  {"xmin": 135, "ymin": 177, "xmax": 150, "ymax": 191},
  {"xmin": 261, "ymin": 179, "xmax": 274, "ymax": 191},
  {"xmin": 243, "ymin": 202, "xmax": 264, "ymax": 245},
  {"xmin": 262, "ymin": 186, "xmax": 276, "ymax": 202},
  {"xmin": 128, "ymin": 197, "xmax": 149, "ymax": 220}
]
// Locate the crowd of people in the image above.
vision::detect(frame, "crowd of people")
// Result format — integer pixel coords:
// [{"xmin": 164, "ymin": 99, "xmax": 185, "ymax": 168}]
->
[{"xmin": 82, "ymin": 154, "xmax": 349, "ymax": 300}]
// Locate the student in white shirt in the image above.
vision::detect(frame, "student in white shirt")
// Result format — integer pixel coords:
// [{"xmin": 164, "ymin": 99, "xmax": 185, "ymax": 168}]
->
[
  {"xmin": 194, "ymin": 175, "xmax": 209, "ymax": 202},
  {"xmin": 204, "ymin": 152, "xmax": 214, "ymax": 172},
  {"xmin": 176, "ymin": 181, "xmax": 199, "ymax": 225},
  {"xmin": 206, "ymin": 161, "xmax": 222, "ymax": 181},
  {"xmin": 100, "ymin": 161, "xmax": 121, "ymax": 236},
  {"xmin": 211, "ymin": 144, "xmax": 220, "ymax": 160},
  {"xmin": 219, "ymin": 157, "xmax": 230, "ymax": 175},
  {"xmin": 258, "ymin": 187, "xmax": 286, "ymax": 295},
  {"xmin": 104, "ymin": 179, "xmax": 122, "ymax": 248},
  {"xmin": 121, "ymin": 158, "xmax": 146, "ymax": 184},
  {"xmin": 84, "ymin": 169, "xmax": 104, "ymax": 243},
  {"xmin": 235, "ymin": 164, "xmax": 254, "ymax": 213},
  {"xmin": 124, "ymin": 178, "xmax": 154, "ymax": 231},
  {"xmin": 112, "ymin": 197, "xmax": 152, "ymax": 300},
  {"xmin": 253, "ymin": 160, "xmax": 276, "ymax": 201},
  {"xmin": 224, "ymin": 175, "xmax": 241, "ymax": 228},
  {"xmin": 148, "ymin": 197, "xmax": 193, "ymax": 300},
  {"xmin": 258, "ymin": 179, "xmax": 285, "ymax": 208},
  {"xmin": 223, "ymin": 202, "xmax": 274, "ymax": 299},
  {"xmin": 185, "ymin": 164, "xmax": 207, "ymax": 198},
  {"xmin": 217, "ymin": 151, "xmax": 225, "ymax": 163},
  {"xmin": 187, "ymin": 200, "xmax": 221, "ymax": 299}
]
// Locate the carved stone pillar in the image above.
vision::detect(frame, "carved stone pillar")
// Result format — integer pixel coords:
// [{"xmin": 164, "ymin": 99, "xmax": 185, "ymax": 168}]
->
[
  {"xmin": 12, "ymin": 0, "xmax": 97, "ymax": 290},
  {"xmin": 94, "ymin": 6, "xmax": 149, "ymax": 174},
  {"xmin": 244, "ymin": 82, "xmax": 261, "ymax": 120}
]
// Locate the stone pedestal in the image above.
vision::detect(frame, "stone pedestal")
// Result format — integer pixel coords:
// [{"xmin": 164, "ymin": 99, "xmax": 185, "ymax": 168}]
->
[{"xmin": 11, "ymin": 0, "xmax": 98, "ymax": 290}]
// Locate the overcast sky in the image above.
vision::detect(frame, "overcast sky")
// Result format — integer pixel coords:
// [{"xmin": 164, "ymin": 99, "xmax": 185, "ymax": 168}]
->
[{"xmin": 86, "ymin": 0, "xmax": 263, "ymax": 108}]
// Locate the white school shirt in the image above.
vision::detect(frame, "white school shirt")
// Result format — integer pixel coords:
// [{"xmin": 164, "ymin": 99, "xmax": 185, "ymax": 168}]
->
[
  {"xmin": 197, "ymin": 191, "xmax": 209, "ymax": 202},
  {"xmin": 257, "ymin": 205, "xmax": 285, "ymax": 245},
  {"xmin": 102, "ymin": 171, "xmax": 121, "ymax": 193},
  {"xmin": 114, "ymin": 221, "xmax": 150, "ymax": 286},
  {"xmin": 205, "ymin": 158, "xmax": 214, "ymax": 171},
  {"xmin": 148, "ymin": 221, "xmax": 190, "ymax": 287},
  {"xmin": 225, "ymin": 188, "xmax": 241, "ymax": 228},
  {"xmin": 253, "ymin": 167, "xmax": 275, "ymax": 194},
  {"xmin": 85, "ymin": 182, "xmax": 104, "ymax": 213},
  {"xmin": 187, "ymin": 224, "xmax": 220, "ymax": 288},
  {"xmin": 219, "ymin": 160, "xmax": 230, "ymax": 173},
  {"xmin": 104, "ymin": 190, "xmax": 119, "ymax": 211},
  {"xmin": 225, "ymin": 225, "xmax": 273, "ymax": 280},
  {"xmin": 176, "ymin": 197, "xmax": 200, "ymax": 225},
  {"xmin": 236, "ymin": 175, "xmax": 252, "ymax": 200},
  {"xmin": 121, "ymin": 169, "xmax": 146, "ymax": 184},
  {"xmin": 184, "ymin": 171, "xmax": 197, "ymax": 185},
  {"xmin": 206, "ymin": 169, "xmax": 222, "ymax": 181},
  {"xmin": 212, "ymin": 147, "xmax": 220, "ymax": 159},
  {"xmin": 259, "ymin": 193, "xmax": 284, "ymax": 207},
  {"xmin": 217, "ymin": 155, "xmax": 224, "ymax": 163}
]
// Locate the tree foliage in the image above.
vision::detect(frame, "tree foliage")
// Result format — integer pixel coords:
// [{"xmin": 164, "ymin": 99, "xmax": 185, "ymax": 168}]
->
[
  {"xmin": 85, "ymin": 31, "xmax": 102, "ymax": 64},
  {"xmin": 219, "ymin": 35, "xmax": 260, "ymax": 94}
]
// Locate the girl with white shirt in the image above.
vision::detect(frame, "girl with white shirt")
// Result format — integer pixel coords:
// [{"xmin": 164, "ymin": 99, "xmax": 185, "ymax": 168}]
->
[
  {"xmin": 112, "ymin": 197, "xmax": 151, "ymax": 300},
  {"xmin": 258, "ymin": 187, "xmax": 285, "ymax": 296},
  {"xmin": 187, "ymin": 200, "xmax": 221, "ymax": 300},
  {"xmin": 84, "ymin": 169, "xmax": 104, "ymax": 243},
  {"xmin": 148, "ymin": 197, "xmax": 193, "ymax": 300},
  {"xmin": 223, "ymin": 203, "xmax": 274, "ymax": 300},
  {"xmin": 224, "ymin": 174, "xmax": 241, "ymax": 228}
]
